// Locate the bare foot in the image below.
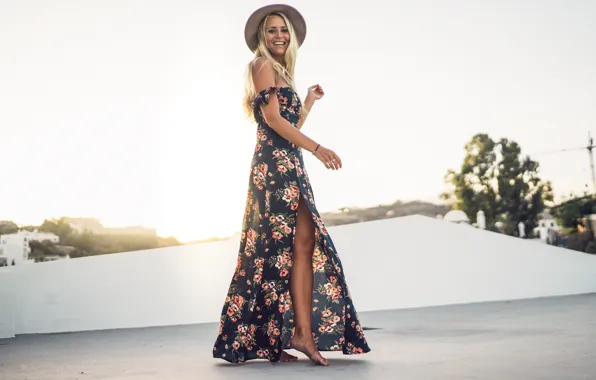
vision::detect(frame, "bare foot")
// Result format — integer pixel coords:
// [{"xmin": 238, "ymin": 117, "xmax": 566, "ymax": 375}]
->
[
  {"xmin": 290, "ymin": 333, "xmax": 329, "ymax": 366},
  {"xmin": 281, "ymin": 350, "xmax": 298, "ymax": 362}
]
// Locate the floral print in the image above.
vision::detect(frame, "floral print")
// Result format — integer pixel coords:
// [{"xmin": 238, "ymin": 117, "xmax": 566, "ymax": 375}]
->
[{"xmin": 212, "ymin": 86, "xmax": 370, "ymax": 363}]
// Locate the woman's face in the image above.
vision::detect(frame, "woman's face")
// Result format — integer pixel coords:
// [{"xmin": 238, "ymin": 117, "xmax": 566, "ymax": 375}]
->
[{"xmin": 264, "ymin": 14, "xmax": 289, "ymax": 57}]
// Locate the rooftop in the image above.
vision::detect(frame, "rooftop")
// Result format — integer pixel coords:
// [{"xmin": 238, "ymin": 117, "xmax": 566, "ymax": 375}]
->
[{"xmin": 2, "ymin": 293, "xmax": 595, "ymax": 380}]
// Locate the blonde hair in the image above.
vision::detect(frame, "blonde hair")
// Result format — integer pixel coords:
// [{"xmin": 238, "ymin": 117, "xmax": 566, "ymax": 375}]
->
[{"xmin": 243, "ymin": 12, "xmax": 306, "ymax": 121}]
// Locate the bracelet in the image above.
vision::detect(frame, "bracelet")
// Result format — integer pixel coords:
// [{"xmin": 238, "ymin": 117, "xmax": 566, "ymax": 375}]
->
[{"xmin": 312, "ymin": 144, "xmax": 321, "ymax": 155}]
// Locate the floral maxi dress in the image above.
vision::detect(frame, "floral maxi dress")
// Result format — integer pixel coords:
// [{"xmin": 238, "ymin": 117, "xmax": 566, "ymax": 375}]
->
[{"xmin": 212, "ymin": 86, "xmax": 371, "ymax": 363}]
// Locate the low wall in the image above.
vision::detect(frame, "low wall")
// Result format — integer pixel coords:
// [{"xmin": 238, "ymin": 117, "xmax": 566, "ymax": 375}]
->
[
  {"xmin": 2, "ymin": 215, "xmax": 595, "ymax": 339},
  {"xmin": 0, "ymin": 267, "xmax": 16, "ymax": 338}
]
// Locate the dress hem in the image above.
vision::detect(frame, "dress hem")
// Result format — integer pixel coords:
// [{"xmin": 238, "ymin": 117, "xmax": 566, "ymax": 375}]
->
[{"xmin": 213, "ymin": 346, "xmax": 371, "ymax": 364}]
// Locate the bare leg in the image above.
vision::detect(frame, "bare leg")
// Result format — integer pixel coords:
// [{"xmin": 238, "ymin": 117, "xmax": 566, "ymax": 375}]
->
[{"xmin": 289, "ymin": 197, "xmax": 328, "ymax": 366}]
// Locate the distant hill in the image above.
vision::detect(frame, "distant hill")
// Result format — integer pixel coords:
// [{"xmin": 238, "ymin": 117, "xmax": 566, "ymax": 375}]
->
[
  {"xmin": 320, "ymin": 200, "xmax": 451, "ymax": 227},
  {"xmin": 183, "ymin": 200, "xmax": 451, "ymax": 244}
]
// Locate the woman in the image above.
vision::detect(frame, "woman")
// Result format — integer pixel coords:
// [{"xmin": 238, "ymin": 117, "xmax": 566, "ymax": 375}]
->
[{"xmin": 212, "ymin": 4, "xmax": 370, "ymax": 366}]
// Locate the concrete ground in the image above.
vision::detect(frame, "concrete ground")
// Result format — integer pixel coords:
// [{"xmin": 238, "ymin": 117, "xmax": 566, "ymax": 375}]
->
[{"xmin": 1, "ymin": 294, "xmax": 595, "ymax": 380}]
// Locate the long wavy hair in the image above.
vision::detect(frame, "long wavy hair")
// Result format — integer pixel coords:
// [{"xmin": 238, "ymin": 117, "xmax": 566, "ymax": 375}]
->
[{"xmin": 243, "ymin": 12, "xmax": 306, "ymax": 121}]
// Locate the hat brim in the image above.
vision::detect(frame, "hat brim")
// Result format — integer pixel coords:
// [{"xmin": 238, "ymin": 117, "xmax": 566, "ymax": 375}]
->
[{"xmin": 244, "ymin": 4, "xmax": 306, "ymax": 53}]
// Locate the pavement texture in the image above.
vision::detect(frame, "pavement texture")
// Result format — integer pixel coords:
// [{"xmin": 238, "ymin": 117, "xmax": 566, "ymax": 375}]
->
[{"xmin": 1, "ymin": 293, "xmax": 595, "ymax": 380}]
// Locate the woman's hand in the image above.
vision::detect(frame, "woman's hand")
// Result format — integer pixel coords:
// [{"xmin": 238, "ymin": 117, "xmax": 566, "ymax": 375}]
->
[
  {"xmin": 307, "ymin": 84, "xmax": 325, "ymax": 101},
  {"xmin": 314, "ymin": 145, "xmax": 342, "ymax": 170}
]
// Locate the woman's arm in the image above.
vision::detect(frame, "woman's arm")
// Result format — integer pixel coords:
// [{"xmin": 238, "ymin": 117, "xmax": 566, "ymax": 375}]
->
[
  {"xmin": 252, "ymin": 58, "xmax": 342, "ymax": 170},
  {"xmin": 252, "ymin": 58, "xmax": 319, "ymax": 152}
]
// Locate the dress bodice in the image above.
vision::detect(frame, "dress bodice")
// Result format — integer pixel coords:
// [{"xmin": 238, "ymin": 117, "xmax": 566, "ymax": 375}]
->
[{"xmin": 252, "ymin": 86, "xmax": 302, "ymax": 133}]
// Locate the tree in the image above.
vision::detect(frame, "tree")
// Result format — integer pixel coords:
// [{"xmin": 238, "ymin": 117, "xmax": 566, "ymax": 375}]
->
[
  {"xmin": 552, "ymin": 195, "xmax": 596, "ymax": 232},
  {"xmin": 0, "ymin": 221, "xmax": 19, "ymax": 235},
  {"xmin": 29, "ymin": 239, "xmax": 70, "ymax": 262},
  {"xmin": 442, "ymin": 134, "xmax": 499, "ymax": 227},
  {"xmin": 63, "ymin": 231, "xmax": 95, "ymax": 253},
  {"xmin": 24, "ymin": 216, "xmax": 181, "ymax": 259},
  {"xmin": 39, "ymin": 217, "xmax": 73, "ymax": 241},
  {"xmin": 495, "ymin": 137, "xmax": 554, "ymax": 234},
  {"xmin": 442, "ymin": 133, "xmax": 553, "ymax": 235}
]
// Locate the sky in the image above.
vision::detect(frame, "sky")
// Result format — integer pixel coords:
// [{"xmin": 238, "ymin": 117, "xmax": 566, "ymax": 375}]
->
[{"xmin": 1, "ymin": 0, "xmax": 595, "ymax": 242}]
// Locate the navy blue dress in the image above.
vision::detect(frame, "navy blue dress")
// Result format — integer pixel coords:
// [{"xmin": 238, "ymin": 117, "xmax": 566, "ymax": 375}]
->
[{"xmin": 212, "ymin": 86, "xmax": 371, "ymax": 363}]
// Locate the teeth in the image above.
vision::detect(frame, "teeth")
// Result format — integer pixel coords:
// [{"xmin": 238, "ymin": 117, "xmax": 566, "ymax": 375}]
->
[{"xmin": 273, "ymin": 42, "xmax": 285, "ymax": 45}]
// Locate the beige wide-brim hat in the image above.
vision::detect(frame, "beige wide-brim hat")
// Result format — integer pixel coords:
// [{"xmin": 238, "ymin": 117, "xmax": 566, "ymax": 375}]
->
[{"xmin": 244, "ymin": 4, "xmax": 307, "ymax": 52}]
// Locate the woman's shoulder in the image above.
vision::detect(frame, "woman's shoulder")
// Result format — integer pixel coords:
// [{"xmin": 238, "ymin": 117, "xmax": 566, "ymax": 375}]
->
[{"xmin": 250, "ymin": 57, "xmax": 276, "ymax": 74}]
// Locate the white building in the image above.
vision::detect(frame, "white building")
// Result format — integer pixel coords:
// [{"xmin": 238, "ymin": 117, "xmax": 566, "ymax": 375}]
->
[
  {"xmin": 443, "ymin": 210, "xmax": 471, "ymax": 224},
  {"xmin": 0, "ymin": 230, "xmax": 60, "ymax": 266},
  {"xmin": 534, "ymin": 210, "xmax": 561, "ymax": 243}
]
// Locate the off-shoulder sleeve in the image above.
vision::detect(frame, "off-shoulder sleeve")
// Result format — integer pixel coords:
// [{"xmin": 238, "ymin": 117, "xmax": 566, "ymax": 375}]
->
[{"xmin": 251, "ymin": 86, "xmax": 280, "ymax": 109}]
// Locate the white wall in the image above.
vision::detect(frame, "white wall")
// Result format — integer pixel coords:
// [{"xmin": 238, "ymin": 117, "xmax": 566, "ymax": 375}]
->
[
  {"xmin": 13, "ymin": 238, "xmax": 239, "ymax": 337},
  {"xmin": 335, "ymin": 216, "xmax": 596, "ymax": 312},
  {"xmin": 0, "ymin": 267, "xmax": 16, "ymax": 338},
  {"xmin": 0, "ymin": 242, "xmax": 26, "ymax": 266},
  {"xmin": 2, "ymin": 215, "xmax": 596, "ymax": 339}
]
